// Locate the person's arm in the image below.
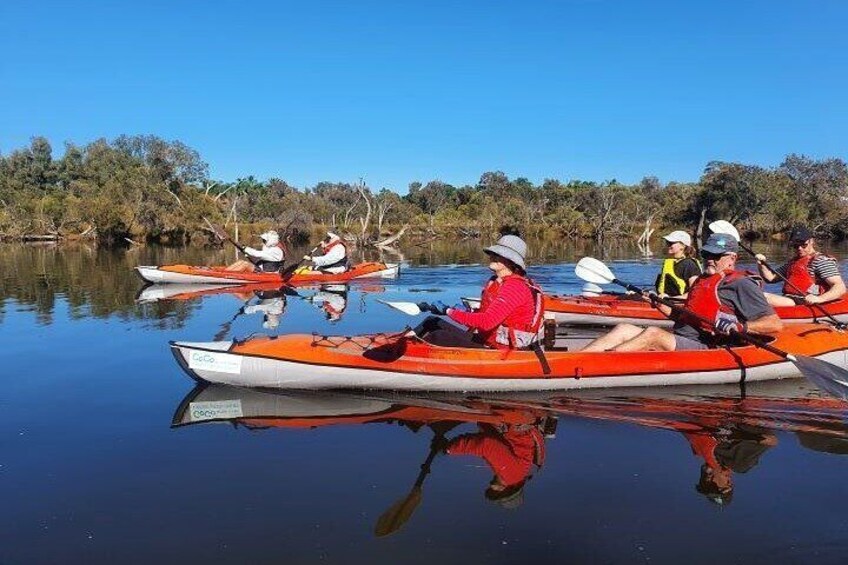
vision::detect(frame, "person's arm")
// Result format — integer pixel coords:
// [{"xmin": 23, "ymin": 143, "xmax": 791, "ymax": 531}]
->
[
  {"xmin": 754, "ymin": 255, "xmax": 782, "ymax": 283},
  {"xmin": 733, "ymin": 279, "xmax": 783, "ymax": 334},
  {"xmin": 746, "ymin": 313, "xmax": 783, "ymax": 334},
  {"xmin": 311, "ymin": 244, "xmax": 346, "ymax": 267},
  {"xmin": 245, "ymin": 246, "xmax": 284, "ymax": 262},
  {"xmin": 448, "ymin": 280, "xmax": 527, "ymax": 331},
  {"xmin": 806, "ymin": 258, "xmax": 846, "ymax": 303}
]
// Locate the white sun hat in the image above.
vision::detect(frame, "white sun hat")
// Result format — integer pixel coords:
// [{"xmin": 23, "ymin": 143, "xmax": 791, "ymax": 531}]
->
[{"xmin": 662, "ymin": 230, "xmax": 692, "ymax": 247}]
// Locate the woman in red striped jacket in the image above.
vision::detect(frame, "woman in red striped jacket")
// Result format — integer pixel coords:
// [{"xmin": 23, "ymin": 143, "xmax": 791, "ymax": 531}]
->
[{"xmin": 417, "ymin": 235, "xmax": 544, "ymax": 350}]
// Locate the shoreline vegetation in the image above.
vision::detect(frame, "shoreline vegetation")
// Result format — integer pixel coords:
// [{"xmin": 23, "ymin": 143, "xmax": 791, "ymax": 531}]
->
[{"xmin": 2, "ymin": 135, "xmax": 847, "ymax": 249}]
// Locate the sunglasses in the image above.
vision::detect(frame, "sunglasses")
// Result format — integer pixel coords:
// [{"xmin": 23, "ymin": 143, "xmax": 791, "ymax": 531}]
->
[
  {"xmin": 700, "ymin": 251, "xmax": 728, "ymax": 260},
  {"xmin": 790, "ymin": 240, "xmax": 811, "ymax": 249}
]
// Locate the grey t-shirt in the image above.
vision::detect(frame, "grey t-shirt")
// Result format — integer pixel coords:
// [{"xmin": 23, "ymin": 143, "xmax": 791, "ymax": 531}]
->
[{"xmin": 674, "ymin": 276, "xmax": 775, "ymax": 342}]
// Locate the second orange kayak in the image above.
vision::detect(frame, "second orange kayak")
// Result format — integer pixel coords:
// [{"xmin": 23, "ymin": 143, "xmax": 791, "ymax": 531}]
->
[{"xmin": 463, "ymin": 293, "xmax": 848, "ymax": 327}]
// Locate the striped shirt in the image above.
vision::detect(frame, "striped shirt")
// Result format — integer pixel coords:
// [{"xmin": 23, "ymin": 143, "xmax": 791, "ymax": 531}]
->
[{"xmin": 775, "ymin": 255, "xmax": 841, "ymax": 281}]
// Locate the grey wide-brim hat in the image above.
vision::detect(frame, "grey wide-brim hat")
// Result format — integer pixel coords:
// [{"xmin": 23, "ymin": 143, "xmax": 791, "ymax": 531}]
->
[{"xmin": 484, "ymin": 235, "xmax": 527, "ymax": 270}]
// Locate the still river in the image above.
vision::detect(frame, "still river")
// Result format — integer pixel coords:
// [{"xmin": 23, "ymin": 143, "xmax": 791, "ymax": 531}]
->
[{"xmin": 2, "ymin": 240, "xmax": 848, "ymax": 564}]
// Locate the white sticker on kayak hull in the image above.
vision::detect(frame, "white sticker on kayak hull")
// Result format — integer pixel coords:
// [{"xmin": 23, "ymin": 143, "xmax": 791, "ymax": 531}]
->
[
  {"xmin": 187, "ymin": 350, "xmax": 243, "ymax": 374},
  {"xmin": 189, "ymin": 400, "xmax": 244, "ymax": 422}
]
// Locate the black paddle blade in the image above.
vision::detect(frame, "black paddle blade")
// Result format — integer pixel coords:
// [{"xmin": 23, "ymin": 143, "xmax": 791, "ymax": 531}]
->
[
  {"xmin": 793, "ymin": 355, "xmax": 848, "ymax": 401},
  {"xmin": 374, "ymin": 488, "xmax": 422, "ymax": 537}
]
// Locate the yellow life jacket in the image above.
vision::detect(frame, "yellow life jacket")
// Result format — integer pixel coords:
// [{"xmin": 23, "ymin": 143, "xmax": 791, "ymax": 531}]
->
[{"xmin": 657, "ymin": 257, "xmax": 700, "ymax": 296}]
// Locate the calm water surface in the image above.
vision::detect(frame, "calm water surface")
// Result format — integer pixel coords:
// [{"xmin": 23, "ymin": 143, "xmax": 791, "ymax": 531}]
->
[{"xmin": 3, "ymin": 241, "xmax": 848, "ymax": 564}]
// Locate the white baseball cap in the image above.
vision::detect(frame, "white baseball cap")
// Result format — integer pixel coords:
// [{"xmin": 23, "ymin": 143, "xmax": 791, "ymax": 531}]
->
[{"xmin": 662, "ymin": 230, "xmax": 692, "ymax": 247}]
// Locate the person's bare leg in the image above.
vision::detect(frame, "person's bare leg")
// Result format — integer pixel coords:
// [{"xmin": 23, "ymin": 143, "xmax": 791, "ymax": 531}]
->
[
  {"xmin": 764, "ymin": 292, "xmax": 797, "ymax": 307},
  {"xmin": 582, "ymin": 324, "xmax": 645, "ymax": 352},
  {"xmin": 614, "ymin": 326, "xmax": 677, "ymax": 352},
  {"xmin": 225, "ymin": 260, "xmax": 254, "ymax": 272}
]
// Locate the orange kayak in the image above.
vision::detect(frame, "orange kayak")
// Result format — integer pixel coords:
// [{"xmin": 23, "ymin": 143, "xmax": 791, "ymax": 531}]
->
[
  {"xmin": 170, "ymin": 323, "xmax": 848, "ymax": 392},
  {"xmin": 136, "ymin": 261, "xmax": 399, "ymax": 285},
  {"xmin": 463, "ymin": 293, "xmax": 848, "ymax": 327}
]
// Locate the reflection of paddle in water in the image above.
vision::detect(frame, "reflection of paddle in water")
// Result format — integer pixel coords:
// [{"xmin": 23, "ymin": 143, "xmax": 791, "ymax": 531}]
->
[
  {"xmin": 374, "ymin": 423, "xmax": 456, "ymax": 537},
  {"xmin": 213, "ymin": 295, "xmax": 254, "ymax": 341}
]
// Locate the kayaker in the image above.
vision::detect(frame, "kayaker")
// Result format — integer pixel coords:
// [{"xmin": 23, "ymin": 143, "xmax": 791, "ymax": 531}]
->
[
  {"xmin": 655, "ymin": 230, "xmax": 701, "ymax": 298},
  {"xmin": 583, "ymin": 233, "xmax": 784, "ymax": 352},
  {"xmin": 754, "ymin": 225, "xmax": 846, "ymax": 307},
  {"xmin": 443, "ymin": 422, "xmax": 546, "ymax": 509},
  {"xmin": 303, "ymin": 232, "xmax": 349, "ymax": 274},
  {"xmin": 416, "ymin": 234, "xmax": 544, "ymax": 350},
  {"xmin": 226, "ymin": 230, "xmax": 286, "ymax": 273}
]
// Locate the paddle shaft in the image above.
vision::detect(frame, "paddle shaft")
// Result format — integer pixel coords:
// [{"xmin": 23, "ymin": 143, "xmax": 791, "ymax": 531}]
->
[
  {"xmin": 612, "ymin": 278, "xmax": 795, "ymax": 361},
  {"xmin": 738, "ymin": 240, "xmax": 843, "ymax": 327},
  {"xmin": 206, "ymin": 219, "xmax": 260, "ymax": 265}
]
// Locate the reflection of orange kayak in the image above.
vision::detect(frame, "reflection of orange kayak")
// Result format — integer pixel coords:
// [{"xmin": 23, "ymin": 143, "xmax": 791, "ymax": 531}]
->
[
  {"xmin": 135, "ymin": 262, "xmax": 399, "ymax": 285},
  {"xmin": 137, "ymin": 282, "xmax": 386, "ymax": 303},
  {"xmin": 171, "ymin": 323, "xmax": 848, "ymax": 391},
  {"xmin": 171, "ymin": 385, "xmax": 541, "ymax": 430},
  {"xmin": 171, "ymin": 381, "xmax": 848, "ymax": 441},
  {"xmin": 463, "ymin": 293, "xmax": 848, "ymax": 327}
]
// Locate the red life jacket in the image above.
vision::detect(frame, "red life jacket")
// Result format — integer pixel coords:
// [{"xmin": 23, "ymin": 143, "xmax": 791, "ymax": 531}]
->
[
  {"xmin": 682, "ymin": 269, "xmax": 749, "ymax": 334},
  {"xmin": 783, "ymin": 253, "xmax": 833, "ymax": 295},
  {"xmin": 479, "ymin": 274, "xmax": 545, "ymax": 349},
  {"xmin": 323, "ymin": 239, "xmax": 346, "ymax": 253}
]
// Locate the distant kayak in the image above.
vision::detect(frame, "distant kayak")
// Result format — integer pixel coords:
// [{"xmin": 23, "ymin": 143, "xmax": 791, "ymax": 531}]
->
[
  {"xmin": 462, "ymin": 293, "xmax": 848, "ymax": 327},
  {"xmin": 170, "ymin": 323, "xmax": 848, "ymax": 392},
  {"xmin": 135, "ymin": 261, "xmax": 399, "ymax": 285}
]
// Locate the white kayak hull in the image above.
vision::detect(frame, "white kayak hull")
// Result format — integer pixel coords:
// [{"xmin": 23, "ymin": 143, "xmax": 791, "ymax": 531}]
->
[{"xmin": 169, "ymin": 340, "xmax": 836, "ymax": 392}]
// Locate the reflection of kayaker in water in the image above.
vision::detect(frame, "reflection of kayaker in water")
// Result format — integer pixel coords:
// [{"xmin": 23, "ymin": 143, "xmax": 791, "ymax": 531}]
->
[
  {"xmin": 307, "ymin": 284, "xmax": 348, "ymax": 322},
  {"xmin": 682, "ymin": 423, "xmax": 777, "ymax": 506},
  {"xmin": 243, "ymin": 289, "xmax": 287, "ymax": 330},
  {"xmin": 443, "ymin": 420, "xmax": 549, "ymax": 508}
]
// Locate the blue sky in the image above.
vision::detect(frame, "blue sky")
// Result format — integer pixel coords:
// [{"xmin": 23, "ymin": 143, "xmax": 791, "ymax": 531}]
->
[{"xmin": 1, "ymin": 0, "xmax": 846, "ymax": 192}]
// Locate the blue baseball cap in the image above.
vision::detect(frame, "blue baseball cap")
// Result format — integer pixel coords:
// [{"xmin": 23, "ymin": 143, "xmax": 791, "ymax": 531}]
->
[{"xmin": 701, "ymin": 233, "xmax": 739, "ymax": 255}]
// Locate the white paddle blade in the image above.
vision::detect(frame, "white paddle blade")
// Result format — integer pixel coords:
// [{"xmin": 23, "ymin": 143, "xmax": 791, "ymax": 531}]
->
[
  {"xmin": 709, "ymin": 220, "xmax": 740, "ymax": 242},
  {"xmin": 378, "ymin": 300, "xmax": 422, "ymax": 316},
  {"xmin": 575, "ymin": 257, "xmax": 616, "ymax": 285}
]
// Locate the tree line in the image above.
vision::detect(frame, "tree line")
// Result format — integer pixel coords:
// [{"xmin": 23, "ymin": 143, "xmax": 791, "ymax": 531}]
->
[{"xmin": 1, "ymin": 135, "xmax": 847, "ymax": 246}]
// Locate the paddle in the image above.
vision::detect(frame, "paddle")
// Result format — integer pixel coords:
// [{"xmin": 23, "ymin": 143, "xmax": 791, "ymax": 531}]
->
[
  {"xmin": 377, "ymin": 300, "xmax": 552, "ymax": 374},
  {"xmin": 709, "ymin": 220, "xmax": 845, "ymax": 329},
  {"xmin": 378, "ymin": 300, "xmax": 427, "ymax": 316},
  {"xmin": 575, "ymin": 257, "xmax": 848, "ymax": 400},
  {"xmin": 213, "ymin": 295, "xmax": 254, "ymax": 341},
  {"xmin": 374, "ymin": 426, "xmax": 453, "ymax": 537},
  {"xmin": 278, "ymin": 241, "xmax": 324, "ymax": 282},
  {"xmin": 204, "ymin": 218, "xmax": 259, "ymax": 265}
]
